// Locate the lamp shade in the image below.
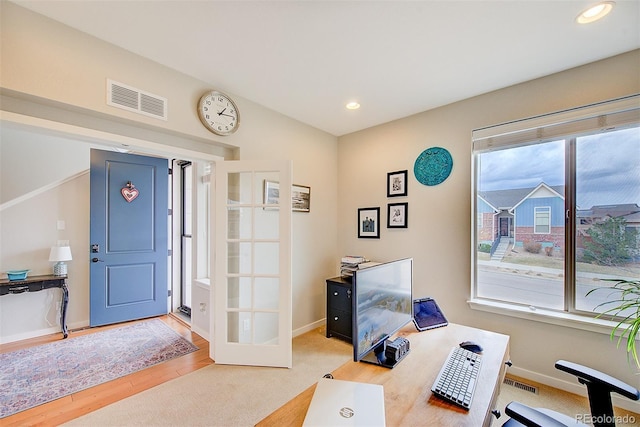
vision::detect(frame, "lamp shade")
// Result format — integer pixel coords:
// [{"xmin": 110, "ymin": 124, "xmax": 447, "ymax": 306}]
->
[{"xmin": 49, "ymin": 246, "xmax": 73, "ymax": 262}]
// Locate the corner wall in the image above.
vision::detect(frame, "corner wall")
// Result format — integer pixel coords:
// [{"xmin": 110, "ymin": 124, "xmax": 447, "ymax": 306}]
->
[{"xmin": 337, "ymin": 50, "xmax": 640, "ymax": 396}]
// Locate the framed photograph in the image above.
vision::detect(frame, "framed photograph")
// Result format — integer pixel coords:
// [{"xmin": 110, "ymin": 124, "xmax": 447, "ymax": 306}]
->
[
  {"xmin": 387, "ymin": 202, "xmax": 408, "ymax": 228},
  {"xmin": 263, "ymin": 180, "xmax": 311, "ymax": 212},
  {"xmin": 292, "ymin": 184, "xmax": 311, "ymax": 212},
  {"xmin": 387, "ymin": 170, "xmax": 408, "ymax": 197},
  {"xmin": 264, "ymin": 180, "xmax": 280, "ymax": 208},
  {"xmin": 358, "ymin": 207, "xmax": 380, "ymax": 238}
]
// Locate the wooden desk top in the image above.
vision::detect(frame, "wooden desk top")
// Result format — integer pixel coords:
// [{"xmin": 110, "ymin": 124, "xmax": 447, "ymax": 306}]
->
[{"xmin": 257, "ymin": 323, "xmax": 510, "ymax": 427}]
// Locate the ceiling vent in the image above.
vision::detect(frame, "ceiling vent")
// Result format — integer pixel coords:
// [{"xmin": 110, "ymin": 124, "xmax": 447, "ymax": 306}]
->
[{"xmin": 107, "ymin": 79, "xmax": 167, "ymax": 120}]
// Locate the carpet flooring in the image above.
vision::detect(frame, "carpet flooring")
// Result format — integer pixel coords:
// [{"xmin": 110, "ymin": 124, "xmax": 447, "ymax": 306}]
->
[
  {"xmin": 64, "ymin": 327, "xmax": 352, "ymax": 426},
  {"xmin": 64, "ymin": 327, "xmax": 640, "ymax": 426},
  {"xmin": 0, "ymin": 319, "xmax": 198, "ymax": 418}
]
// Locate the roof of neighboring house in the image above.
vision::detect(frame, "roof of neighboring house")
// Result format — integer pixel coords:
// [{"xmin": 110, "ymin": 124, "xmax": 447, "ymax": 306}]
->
[
  {"xmin": 576, "ymin": 204, "xmax": 640, "ymax": 218},
  {"xmin": 624, "ymin": 211, "xmax": 640, "ymax": 223},
  {"xmin": 479, "ymin": 184, "xmax": 639, "ymax": 225},
  {"xmin": 479, "ymin": 184, "xmax": 564, "ymax": 210}
]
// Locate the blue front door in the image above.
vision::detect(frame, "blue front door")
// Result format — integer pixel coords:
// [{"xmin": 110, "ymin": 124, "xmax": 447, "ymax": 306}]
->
[{"xmin": 90, "ymin": 149, "xmax": 169, "ymax": 326}]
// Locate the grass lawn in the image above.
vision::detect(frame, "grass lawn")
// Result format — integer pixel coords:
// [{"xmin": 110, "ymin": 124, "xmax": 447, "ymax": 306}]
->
[{"xmin": 480, "ymin": 244, "xmax": 640, "ymax": 278}]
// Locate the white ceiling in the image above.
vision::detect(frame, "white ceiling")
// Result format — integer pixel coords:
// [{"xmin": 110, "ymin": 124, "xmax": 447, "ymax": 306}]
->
[{"xmin": 11, "ymin": 0, "xmax": 640, "ymax": 136}]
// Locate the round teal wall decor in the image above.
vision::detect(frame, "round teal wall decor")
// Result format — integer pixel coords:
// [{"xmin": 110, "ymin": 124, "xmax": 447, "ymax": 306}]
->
[{"xmin": 414, "ymin": 147, "xmax": 453, "ymax": 186}]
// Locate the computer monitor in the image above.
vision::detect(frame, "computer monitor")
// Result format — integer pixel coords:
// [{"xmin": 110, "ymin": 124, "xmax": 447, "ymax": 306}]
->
[{"xmin": 352, "ymin": 258, "xmax": 413, "ymax": 368}]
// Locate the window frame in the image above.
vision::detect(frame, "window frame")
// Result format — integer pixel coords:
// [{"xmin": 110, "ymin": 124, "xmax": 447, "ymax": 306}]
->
[
  {"xmin": 470, "ymin": 94, "xmax": 640, "ymax": 333},
  {"xmin": 534, "ymin": 206, "xmax": 551, "ymax": 234}
]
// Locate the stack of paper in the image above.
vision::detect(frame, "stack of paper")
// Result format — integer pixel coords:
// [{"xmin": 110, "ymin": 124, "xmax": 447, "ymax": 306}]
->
[{"xmin": 340, "ymin": 256, "xmax": 377, "ymax": 277}]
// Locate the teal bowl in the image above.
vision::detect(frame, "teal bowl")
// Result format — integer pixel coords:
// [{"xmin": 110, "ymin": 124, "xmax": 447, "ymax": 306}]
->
[{"xmin": 7, "ymin": 270, "xmax": 29, "ymax": 281}]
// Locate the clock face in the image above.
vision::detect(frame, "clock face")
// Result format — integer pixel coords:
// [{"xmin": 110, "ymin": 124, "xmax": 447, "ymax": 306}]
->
[{"xmin": 197, "ymin": 91, "xmax": 240, "ymax": 135}]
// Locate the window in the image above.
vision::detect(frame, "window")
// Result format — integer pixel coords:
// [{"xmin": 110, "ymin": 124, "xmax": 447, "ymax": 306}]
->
[
  {"xmin": 472, "ymin": 95, "xmax": 640, "ymax": 320},
  {"xmin": 534, "ymin": 207, "xmax": 551, "ymax": 234},
  {"xmin": 180, "ymin": 161, "xmax": 193, "ymax": 316}
]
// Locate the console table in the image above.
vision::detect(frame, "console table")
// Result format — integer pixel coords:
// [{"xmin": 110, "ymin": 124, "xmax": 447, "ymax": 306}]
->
[
  {"xmin": 257, "ymin": 323, "xmax": 510, "ymax": 427},
  {"xmin": 0, "ymin": 274, "xmax": 69, "ymax": 338}
]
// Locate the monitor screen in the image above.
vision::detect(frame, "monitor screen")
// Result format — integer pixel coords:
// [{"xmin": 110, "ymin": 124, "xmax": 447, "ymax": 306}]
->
[{"xmin": 352, "ymin": 258, "xmax": 412, "ymax": 364}]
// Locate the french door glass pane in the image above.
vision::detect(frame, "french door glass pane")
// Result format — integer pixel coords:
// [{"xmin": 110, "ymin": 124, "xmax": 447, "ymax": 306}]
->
[
  {"xmin": 227, "ymin": 277, "xmax": 252, "ymax": 309},
  {"xmin": 575, "ymin": 127, "xmax": 640, "ymax": 314},
  {"xmin": 255, "ymin": 277, "xmax": 280, "ymax": 309},
  {"xmin": 227, "ymin": 172, "xmax": 251, "ymax": 204},
  {"xmin": 255, "ymin": 312, "xmax": 279, "ymax": 345},
  {"xmin": 476, "ymin": 140, "xmax": 565, "ymax": 309},
  {"xmin": 227, "ymin": 311, "xmax": 251, "ymax": 344},
  {"xmin": 255, "ymin": 207, "xmax": 278, "ymax": 239},
  {"xmin": 255, "ymin": 242, "xmax": 279, "ymax": 274}
]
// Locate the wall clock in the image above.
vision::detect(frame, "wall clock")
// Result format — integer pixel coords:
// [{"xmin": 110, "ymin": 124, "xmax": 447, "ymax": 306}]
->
[
  {"xmin": 414, "ymin": 147, "xmax": 453, "ymax": 186},
  {"xmin": 197, "ymin": 90, "xmax": 240, "ymax": 136}
]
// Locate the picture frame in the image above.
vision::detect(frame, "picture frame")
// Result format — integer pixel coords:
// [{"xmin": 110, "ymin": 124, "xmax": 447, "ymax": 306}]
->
[
  {"xmin": 387, "ymin": 170, "xmax": 408, "ymax": 197},
  {"xmin": 264, "ymin": 180, "xmax": 280, "ymax": 207},
  {"xmin": 358, "ymin": 207, "xmax": 380, "ymax": 238},
  {"xmin": 387, "ymin": 202, "xmax": 408, "ymax": 228},
  {"xmin": 263, "ymin": 180, "xmax": 311, "ymax": 212},
  {"xmin": 292, "ymin": 184, "xmax": 311, "ymax": 212}
]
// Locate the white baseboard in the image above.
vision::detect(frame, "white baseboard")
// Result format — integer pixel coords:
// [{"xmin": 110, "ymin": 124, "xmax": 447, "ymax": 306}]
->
[
  {"xmin": 508, "ymin": 365, "xmax": 640, "ymax": 414},
  {"xmin": 293, "ymin": 318, "xmax": 326, "ymax": 338},
  {"xmin": 0, "ymin": 320, "xmax": 87, "ymax": 344},
  {"xmin": 191, "ymin": 324, "xmax": 209, "ymax": 341}
]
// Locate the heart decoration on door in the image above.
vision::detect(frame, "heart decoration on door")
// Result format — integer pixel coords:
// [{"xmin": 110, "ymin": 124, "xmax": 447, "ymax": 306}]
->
[{"xmin": 121, "ymin": 181, "xmax": 139, "ymax": 203}]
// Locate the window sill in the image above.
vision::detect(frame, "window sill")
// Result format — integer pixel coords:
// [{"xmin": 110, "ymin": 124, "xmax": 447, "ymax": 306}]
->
[{"xmin": 468, "ymin": 298, "xmax": 630, "ymax": 338}]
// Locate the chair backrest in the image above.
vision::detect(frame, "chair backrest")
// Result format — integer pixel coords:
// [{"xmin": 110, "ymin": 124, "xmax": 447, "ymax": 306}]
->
[{"xmin": 555, "ymin": 360, "xmax": 640, "ymax": 427}]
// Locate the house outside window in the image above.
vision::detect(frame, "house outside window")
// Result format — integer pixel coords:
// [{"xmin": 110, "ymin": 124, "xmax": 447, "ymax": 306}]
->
[{"xmin": 472, "ymin": 95, "xmax": 640, "ymax": 320}]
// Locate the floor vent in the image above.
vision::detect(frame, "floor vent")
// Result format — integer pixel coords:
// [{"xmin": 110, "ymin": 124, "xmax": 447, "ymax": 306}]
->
[
  {"xmin": 504, "ymin": 378, "xmax": 539, "ymax": 394},
  {"xmin": 107, "ymin": 79, "xmax": 167, "ymax": 120}
]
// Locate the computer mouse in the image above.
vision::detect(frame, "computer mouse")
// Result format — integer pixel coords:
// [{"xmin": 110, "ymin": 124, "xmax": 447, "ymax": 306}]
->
[{"xmin": 459, "ymin": 341, "xmax": 483, "ymax": 354}]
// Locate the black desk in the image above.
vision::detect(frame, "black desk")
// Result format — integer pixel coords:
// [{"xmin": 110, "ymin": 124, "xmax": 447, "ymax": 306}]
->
[{"xmin": 0, "ymin": 274, "xmax": 69, "ymax": 338}]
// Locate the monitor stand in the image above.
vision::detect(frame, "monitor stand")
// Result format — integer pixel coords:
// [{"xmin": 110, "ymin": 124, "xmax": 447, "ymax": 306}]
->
[{"xmin": 360, "ymin": 336, "xmax": 410, "ymax": 369}]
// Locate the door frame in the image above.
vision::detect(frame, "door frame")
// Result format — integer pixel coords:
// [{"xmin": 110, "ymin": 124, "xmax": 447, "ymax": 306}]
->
[
  {"xmin": 1, "ymin": 110, "xmax": 224, "ymax": 329},
  {"xmin": 171, "ymin": 159, "xmax": 195, "ymax": 318}
]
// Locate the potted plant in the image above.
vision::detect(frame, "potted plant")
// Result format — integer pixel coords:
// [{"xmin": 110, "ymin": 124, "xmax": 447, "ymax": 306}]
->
[{"xmin": 587, "ymin": 279, "xmax": 640, "ymax": 369}]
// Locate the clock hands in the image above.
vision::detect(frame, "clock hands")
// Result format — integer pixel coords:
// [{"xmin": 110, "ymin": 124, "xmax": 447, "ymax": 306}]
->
[{"xmin": 217, "ymin": 108, "xmax": 235, "ymax": 119}]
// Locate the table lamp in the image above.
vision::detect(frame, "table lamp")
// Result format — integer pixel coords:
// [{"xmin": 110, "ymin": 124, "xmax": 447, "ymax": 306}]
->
[{"xmin": 49, "ymin": 246, "xmax": 72, "ymax": 276}]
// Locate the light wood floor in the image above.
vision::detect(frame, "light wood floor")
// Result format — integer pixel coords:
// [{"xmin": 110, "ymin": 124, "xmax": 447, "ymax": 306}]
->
[{"xmin": 0, "ymin": 315, "xmax": 212, "ymax": 426}]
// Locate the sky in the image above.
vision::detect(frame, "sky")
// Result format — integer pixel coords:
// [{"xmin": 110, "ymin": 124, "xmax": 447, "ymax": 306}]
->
[{"xmin": 478, "ymin": 127, "xmax": 640, "ymax": 209}]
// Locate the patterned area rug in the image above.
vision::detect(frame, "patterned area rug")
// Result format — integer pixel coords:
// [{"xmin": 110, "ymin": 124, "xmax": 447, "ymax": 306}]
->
[{"xmin": 0, "ymin": 319, "xmax": 198, "ymax": 418}]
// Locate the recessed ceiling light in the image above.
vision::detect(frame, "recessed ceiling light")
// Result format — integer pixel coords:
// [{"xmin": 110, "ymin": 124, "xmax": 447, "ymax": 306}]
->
[
  {"xmin": 576, "ymin": 1, "xmax": 615, "ymax": 24},
  {"xmin": 346, "ymin": 102, "xmax": 360, "ymax": 110}
]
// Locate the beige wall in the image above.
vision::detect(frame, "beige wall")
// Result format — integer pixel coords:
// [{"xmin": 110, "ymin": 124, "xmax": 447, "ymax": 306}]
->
[
  {"xmin": 2, "ymin": 1, "xmax": 639, "ymax": 409},
  {"xmin": 0, "ymin": 2, "xmax": 338, "ymax": 341},
  {"xmin": 337, "ymin": 49, "xmax": 640, "ymax": 400}
]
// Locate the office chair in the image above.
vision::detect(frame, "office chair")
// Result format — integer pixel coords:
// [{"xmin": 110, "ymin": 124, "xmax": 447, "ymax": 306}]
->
[{"xmin": 502, "ymin": 360, "xmax": 640, "ymax": 427}]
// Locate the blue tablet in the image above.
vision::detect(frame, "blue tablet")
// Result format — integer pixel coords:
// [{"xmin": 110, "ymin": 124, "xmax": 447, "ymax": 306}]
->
[{"xmin": 413, "ymin": 297, "xmax": 448, "ymax": 331}]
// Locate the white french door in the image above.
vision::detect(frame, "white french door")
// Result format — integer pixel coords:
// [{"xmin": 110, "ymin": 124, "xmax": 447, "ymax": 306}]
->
[{"xmin": 211, "ymin": 159, "xmax": 292, "ymax": 367}]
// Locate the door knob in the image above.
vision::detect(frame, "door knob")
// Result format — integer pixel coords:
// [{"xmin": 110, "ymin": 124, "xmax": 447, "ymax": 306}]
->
[{"xmin": 91, "ymin": 258, "xmax": 104, "ymax": 263}]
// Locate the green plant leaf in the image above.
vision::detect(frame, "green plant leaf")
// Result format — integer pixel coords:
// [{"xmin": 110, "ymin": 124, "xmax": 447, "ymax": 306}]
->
[{"xmin": 587, "ymin": 279, "xmax": 640, "ymax": 369}]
